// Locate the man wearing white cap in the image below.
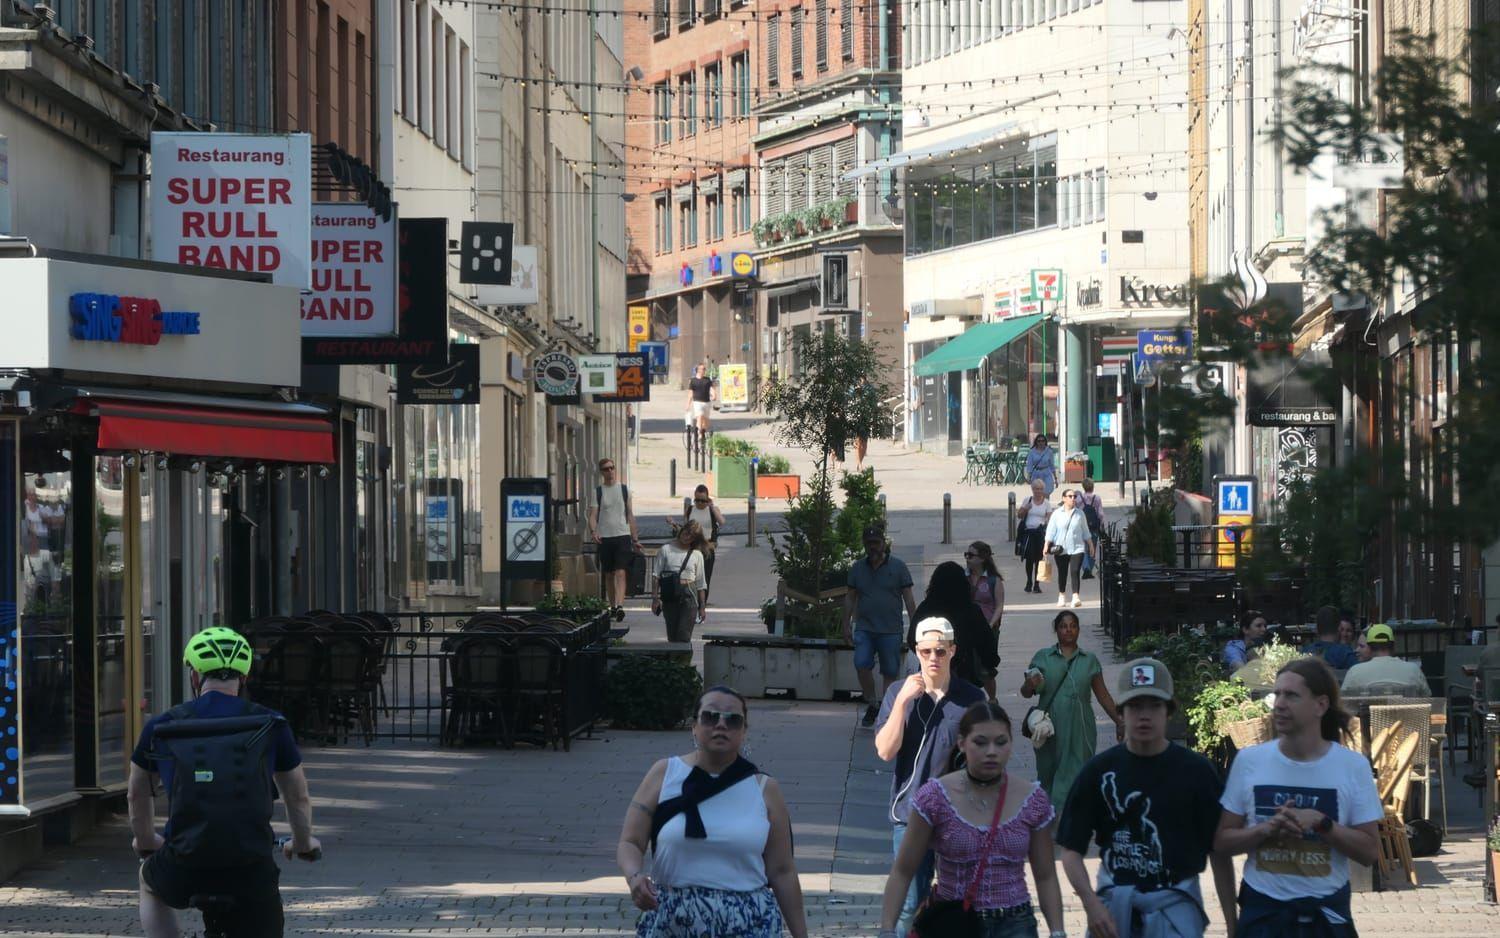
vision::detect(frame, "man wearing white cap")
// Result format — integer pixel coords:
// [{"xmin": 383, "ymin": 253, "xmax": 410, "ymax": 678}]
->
[
  {"xmin": 873, "ymin": 617, "xmax": 985, "ymax": 936},
  {"xmin": 1058, "ymin": 658, "xmax": 1237, "ymax": 938}
]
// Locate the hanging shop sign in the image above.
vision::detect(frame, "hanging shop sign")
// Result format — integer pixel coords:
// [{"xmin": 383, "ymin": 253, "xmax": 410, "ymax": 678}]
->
[
  {"xmin": 458, "ymin": 221, "xmax": 514, "ymax": 285},
  {"xmin": 1030, "ymin": 269, "xmax": 1063, "ymax": 302},
  {"xmin": 639, "ymin": 340, "xmax": 669, "ymax": 377},
  {"xmin": 302, "ymin": 217, "xmax": 450, "ymax": 364},
  {"xmin": 1136, "ymin": 328, "xmax": 1193, "ymax": 362},
  {"xmin": 150, "ymin": 132, "xmax": 313, "ymax": 289},
  {"xmin": 501, "ymin": 477, "xmax": 551, "ymax": 582},
  {"xmin": 731, "ymin": 251, "xmax": 756, "ymax": 278},
  {"xmin": 397, "ymin": 344, "xmax": 480, "ymax": 404},
  {"xmin": 535, "ymin": 350, "xmax": 580, "ymax": 404},
  {"xmin": 302, "ymin": 202, "xmax": 397, "ymax": 336},
  {"xmin": 578, "ymin": 353, "xmax": 619, "ymax": 395},
  {"xmin": 593, "ymin": 352, "xmax": 650, "ymax": 403},
  {"xmin": 627, "ymin": 305, "xmax": 650, "ymax": 351},
  {"xmin": 474, "ymin": 244, "xmax": 540, "ymax": 306}
]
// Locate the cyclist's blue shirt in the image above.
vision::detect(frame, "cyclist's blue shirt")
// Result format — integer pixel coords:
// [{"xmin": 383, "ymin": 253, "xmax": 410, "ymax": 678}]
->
[{"xmin": 131, "ymin": 691, "xmax": 303, "ymax": 805}]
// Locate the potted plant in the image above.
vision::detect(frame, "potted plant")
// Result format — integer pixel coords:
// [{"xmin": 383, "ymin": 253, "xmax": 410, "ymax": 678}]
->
[
  {"xmin": 1187, "ymin": 678, "xmax": 1271, "ymax": 762},
  {"xmin": 754, "ymin": 452, "xmax": 800, "ymax": 498},
  {"xmin": 534, "ymin": 591, "xmax": 611, "ymax": 624},
  {"xmin": 1064, "ymin": 451, "xmax": 1088, "ymax": 483},
  {"xmin": 709, "ymin": 436, "xmax": 758, "ymax": 498},
  {"xmin": 841, "ymin": 195, "xmax": 858, "ymax": 225}
]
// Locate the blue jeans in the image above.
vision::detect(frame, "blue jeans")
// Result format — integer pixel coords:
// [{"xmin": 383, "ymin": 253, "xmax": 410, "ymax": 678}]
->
[
  {"xmin": 892, "ymin": 822, "xmax": 934, "ymax": 935},
  {"xmin": 977, "ymin": 904, "xmax": 1039, "ymax": 938},
  {"xmin": 854, "ymin": 629, "xmax": 903, "ymax": 679}
]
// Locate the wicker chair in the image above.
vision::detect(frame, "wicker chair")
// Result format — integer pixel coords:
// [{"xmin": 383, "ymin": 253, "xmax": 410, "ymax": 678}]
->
[
  {"xmin": 1376, "ymin": 731, "xmax": 1421, "ymax": 887},
  {"xmin": 1369, "ymin": 702, "xmax": 1433, "ymax": 822}
]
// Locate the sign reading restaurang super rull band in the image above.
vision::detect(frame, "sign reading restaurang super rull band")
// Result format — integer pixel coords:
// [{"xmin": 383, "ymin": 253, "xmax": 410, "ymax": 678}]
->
[{"xmin": 150, "ymin": 133, "xmax": 313, "ymax": 289}]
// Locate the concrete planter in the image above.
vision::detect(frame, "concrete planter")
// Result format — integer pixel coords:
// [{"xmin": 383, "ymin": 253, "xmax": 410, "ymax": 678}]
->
[
  {"xmin": 755, "ymin": 473, "xmax": 801, "ymax": 499},
  {"xmin": 702, "ymin": 634, "xmax": 856, "ymax": 700}
]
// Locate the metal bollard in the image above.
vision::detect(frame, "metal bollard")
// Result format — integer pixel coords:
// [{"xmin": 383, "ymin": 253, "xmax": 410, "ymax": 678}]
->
[
  {"xmin": 747, "ymin": 459, "xmax": 758, "ymax": 547},
  {"xmin": 878, "ymin": 493, "xmax": 887, "ymax": 513},
  {"xmin": 1008, "ymin": 492, "xmax": 1017, "ymax": 541},
  {"xmin": 670, "ymin": 458, "xmax": 677, "ymax": 498},
  {"xmin": 942, "ymin": 492, "xmax": 952, "ymax": 544}
]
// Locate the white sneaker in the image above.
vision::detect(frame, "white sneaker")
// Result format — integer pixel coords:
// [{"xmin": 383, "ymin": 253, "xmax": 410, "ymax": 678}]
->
[
  {"xmin": 1056, "ymin": 595, "xmax": 1067, "ymax": 608},
  {"xmin": 1071, "ymin": 594, "xmax": 1083, "ymax": 608}
]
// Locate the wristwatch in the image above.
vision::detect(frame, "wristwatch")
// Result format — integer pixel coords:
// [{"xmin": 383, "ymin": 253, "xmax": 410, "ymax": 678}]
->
[{"xmin": 1314, "ymin": 814, "xmax": 1334, "ymax": 836}]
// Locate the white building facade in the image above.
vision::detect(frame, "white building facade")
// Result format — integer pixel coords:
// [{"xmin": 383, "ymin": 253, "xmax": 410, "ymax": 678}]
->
[{"xmin": 897, "ymin": 0, "xmax": 1190, "ymax": 475}]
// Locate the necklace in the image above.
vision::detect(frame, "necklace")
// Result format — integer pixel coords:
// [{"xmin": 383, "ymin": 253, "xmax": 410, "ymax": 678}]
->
[{"xmin": 962, "ymin": 770, "xmax": 1006, "ymax": 814}]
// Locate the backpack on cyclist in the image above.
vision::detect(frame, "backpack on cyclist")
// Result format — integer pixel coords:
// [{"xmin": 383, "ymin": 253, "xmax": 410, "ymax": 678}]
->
[{"xmin": 150, "ymin": 698, "xmax": 286, "ymax": 868}]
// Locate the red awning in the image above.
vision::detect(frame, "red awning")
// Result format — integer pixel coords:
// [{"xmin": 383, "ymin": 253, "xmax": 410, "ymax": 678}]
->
[{"xmin": 75, "ymin": 399, "xmax": 336, "ymax": 464}]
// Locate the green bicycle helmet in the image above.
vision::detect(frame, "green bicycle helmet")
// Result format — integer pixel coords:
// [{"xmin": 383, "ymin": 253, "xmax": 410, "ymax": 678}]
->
[{"xmin": 183, "ymin": 626, "xmax": 253, "ymax": 676}]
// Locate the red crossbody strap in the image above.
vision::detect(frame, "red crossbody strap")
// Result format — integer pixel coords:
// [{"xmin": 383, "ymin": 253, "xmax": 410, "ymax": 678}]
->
[{"xmin": 962, "ymin": 775, "xmax": 1010, "ymax": 910}]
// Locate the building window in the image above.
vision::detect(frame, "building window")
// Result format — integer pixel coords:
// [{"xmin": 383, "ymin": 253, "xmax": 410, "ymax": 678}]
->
[
  {"xmin": 790, "ymin": 6, "xmax": 804, "ymax": 78},
  {"xmin": 816, "ymin": 0, "xmax": 829, "ymax": 71},
  {"xmin": 677, "ymin": 0, "xmax": 696, "ymax": 29},
  {"xmin": 653, "ymin": 0, "xmax": 670, "ymax": 37},
  {"xmin": 732, "ymin": 53, "xmax": 751, "ymax": 116},
  {"xmin": 654, "ymin": 82, "xmax": 672, "ymax": 144},
  {"xmin": 678, "ymin": 72, "xmax": 697, "ymax": 137},
  {"xmin": 731, "ymin": 183, "xmax": 751, "ymax": 233},
  {"xmin": 705, "ymin": 62, "xmax": 723, "ymax": 127},
  {"xmin": 706, "ymin": 190, "xmax": 724, "ymax": 241},
  {"xmin": 903, "ymin": 135, "xmax": 1060, "ymax": 257},
  {"xmin": 655, "ymin": 196, "xmax": 672, "ymax": 254},
  {"xmin": 766, "ymin": 14, "xmax": 780, "ymax": 86},
  {"xmin": 679, "ymin": 197, "xmax": 699, "ymax": 248},
  {"xmin": 841, "ymin": 0, "xmax": 854, "ymax": 60}
]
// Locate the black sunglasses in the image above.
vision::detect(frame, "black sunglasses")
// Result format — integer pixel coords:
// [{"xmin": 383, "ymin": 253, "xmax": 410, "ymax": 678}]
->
[
  {"xmin": 698, "ymin": 709, "xmax": 745, "ymax": 730},
  {"xmin": 963, "ymin": 551, "xmax": 978, "ymax": 558},
  {"xmin": 600, "ymin": 465, "xmax": 616, "ymax": 472}
]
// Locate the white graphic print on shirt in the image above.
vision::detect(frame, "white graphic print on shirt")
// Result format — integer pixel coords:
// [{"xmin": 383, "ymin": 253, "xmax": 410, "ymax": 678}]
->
[{"xmin": 1100, "ymin": 771, "xmax": 1165, "ymax": 884}]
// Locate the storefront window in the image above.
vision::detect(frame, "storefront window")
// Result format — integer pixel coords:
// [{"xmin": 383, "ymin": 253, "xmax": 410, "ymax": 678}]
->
[
  {"xmin": 0, "ymin": 423, "xmax": 17, "ymax": 807},
  {"xmin": 21, "ymin": 450, "xmax": 75, "ymax": 804},
  {"xmin": 95, "ymin": 456, "xmax": 128, "ymax": 788},
  {"xmin": 905, "ymin": 135, "xmax": 1058, "ymax": 257}
]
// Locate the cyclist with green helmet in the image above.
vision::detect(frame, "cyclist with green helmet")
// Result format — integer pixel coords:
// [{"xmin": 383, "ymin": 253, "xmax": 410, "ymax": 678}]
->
[{"xmin": 127, "ymin": 626, "xmax": 320, "ymax": 938}]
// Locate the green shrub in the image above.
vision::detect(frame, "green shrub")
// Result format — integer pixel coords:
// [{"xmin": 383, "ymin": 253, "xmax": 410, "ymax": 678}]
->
[
  {"xmin": 534, "ymin": 592, "xmax": 610, "ymax": 621},
  {"xmin": 758, "ymin": 453, "xmax": 792, "ymax": 475},
  {"xmin": 1123, "ymin": 629, "xmax": 1219, "ymax": 721},
  {"xmin": 712, "ymin": 436, "xmax": 760, "ymax": 458},
  {"xmin": 606, "ymin": 655, "xmax": 703, "ymax": 730},
  {"xmin": 1185, "ymin": 679, "xmax": 1267, "ymax": 754},
  {"xmin": 834, "ymin": 468, "xmax": 885, "ymax": 557},
  {"xmin": 1126, "ymin": 487, "xmax": 1177, "ymax": 565}
]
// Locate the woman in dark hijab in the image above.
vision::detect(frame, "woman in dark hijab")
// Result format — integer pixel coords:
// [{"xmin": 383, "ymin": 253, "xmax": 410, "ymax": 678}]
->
[{"xmin": 906, "ymin": 561, "xmax": 1000, "ymax": 692}]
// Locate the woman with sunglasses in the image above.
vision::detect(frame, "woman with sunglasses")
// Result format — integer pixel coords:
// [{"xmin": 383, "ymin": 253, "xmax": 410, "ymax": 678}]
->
[
  {"xmin": 1042, "ymin": 489, "xmax": 1094, "ymax": 609},
  {"xmin": 668, "ymin": 485, "xmax": 725, "ymax": 601},
  {"xmin": 653, "ymin": 521, "xmax": 710, "ymax": 643},
  {"xmin": 617, "ymin": 686, "xmax": 809, "ymax": 938},
  {"xmin": 879, "ymin": 701, "xmax": 1065, "ymax": 938}
]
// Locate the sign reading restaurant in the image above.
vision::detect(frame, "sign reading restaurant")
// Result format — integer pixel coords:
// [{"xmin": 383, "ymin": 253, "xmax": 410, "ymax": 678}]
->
[{"xmin": 150, "ymin": 133, "xmax": 313, "ymax": 289}]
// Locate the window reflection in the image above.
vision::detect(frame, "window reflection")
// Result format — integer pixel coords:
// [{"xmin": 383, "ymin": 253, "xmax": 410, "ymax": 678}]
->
[
  {"xmin": 95, "ymin": 456, "xmax": 128, "ymax": 788},
  {"xmin": 21, "ymin": 451, "xmax": 75, "ymax": 804}
]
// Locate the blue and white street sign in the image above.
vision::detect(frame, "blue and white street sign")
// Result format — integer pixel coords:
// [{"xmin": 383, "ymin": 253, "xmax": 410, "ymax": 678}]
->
[
  {"xmin": 1137, "ymin": 328, "xmax": 1193, "ymax": 363},
  {"xmin": 1218, "ymin": 480, "xmax": 1253, "ymax": 515}
]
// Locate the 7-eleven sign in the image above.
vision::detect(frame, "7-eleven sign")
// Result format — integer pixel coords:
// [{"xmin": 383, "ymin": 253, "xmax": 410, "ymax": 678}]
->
[{"xmin": 1031, "ymin": 269, "xmax": 1063, "ymax": 302}]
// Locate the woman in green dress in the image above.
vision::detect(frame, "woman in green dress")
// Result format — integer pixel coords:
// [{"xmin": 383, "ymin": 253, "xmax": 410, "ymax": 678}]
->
[{"xmin": 1019, "ymin": 610, "xmax": 1122, "ymax": 821}]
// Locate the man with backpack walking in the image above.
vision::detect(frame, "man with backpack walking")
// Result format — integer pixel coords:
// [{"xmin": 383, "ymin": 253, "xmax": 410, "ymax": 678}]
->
[
  {"xmin": 1077, "ymin": 478, "xmax": 1105, "ymax": 579},
  {"xmin": 128, "ymin": 627, "xmax": 320, "ymax": 938},
  {"xmin": 588, "ymin": 456, "xmax": 641, "ymax": 619}
]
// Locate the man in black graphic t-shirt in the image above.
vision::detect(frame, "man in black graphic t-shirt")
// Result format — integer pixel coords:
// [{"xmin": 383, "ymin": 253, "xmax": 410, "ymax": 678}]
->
[
  {"xmin": 1058, "ymin": 658, "xmax": 1237, "ymax": 938},
  {"xmin": 687, "ymin": 363, "xmax": 715, "ymax": 433}
]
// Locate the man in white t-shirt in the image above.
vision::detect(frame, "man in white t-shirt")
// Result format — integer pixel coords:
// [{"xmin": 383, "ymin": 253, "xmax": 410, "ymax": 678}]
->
[
  {"xmin": 587, "ymin": 457, "xmax": 641, "ymax": 617},
  {"xmin": 1214, "ymin": 657, "xmax": 1382, "ymax": 938}
]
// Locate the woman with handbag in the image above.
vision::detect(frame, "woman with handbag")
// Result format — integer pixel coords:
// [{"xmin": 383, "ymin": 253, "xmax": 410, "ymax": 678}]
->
[
  {"xmin": 1017, "ymin": 479, "xmax": 1053, "ymax": 593},
  {"xmin": 652, "ymin": 521, "xmax": 709, "ymax": 643},
  {"xmin": 879, "ymin": 702, "xmax": 1066, "ymax": 938},
  {"xmin": 669, "ymin": 485, "xmax": 726, "ymax": 602},
  {"xmin": 1019, "ymin": 611, "xmax": 1122, "ymax": 822},
  {"xmin": 1042, "ymin": 490, "xmax": 1094, "ymax": 609}
]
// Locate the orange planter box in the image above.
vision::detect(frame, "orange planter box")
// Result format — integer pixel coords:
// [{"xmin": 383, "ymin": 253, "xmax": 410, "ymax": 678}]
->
[{"xmin": 755, "ymin": 474, "xmax": 801, "ymax": 499}]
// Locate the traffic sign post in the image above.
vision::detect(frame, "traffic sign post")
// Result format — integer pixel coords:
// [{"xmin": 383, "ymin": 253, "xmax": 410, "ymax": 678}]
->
[
  {"xmin": 1133, "ymin": 353, "xmax": 1157, "ymax": 388},
  {"xmin": 500, "ymin": 477, "xmax": 551, "ymax": 607},
  {"xmin": 1213, "ymin": 475, "xmax": 1257, "ymax": 568}
]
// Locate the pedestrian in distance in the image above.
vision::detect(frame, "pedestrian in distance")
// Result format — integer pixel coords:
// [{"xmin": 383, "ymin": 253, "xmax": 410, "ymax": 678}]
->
[
  {"xmin": 845, "ymin": 525, "xmax": 918, "ymax": 727},
  {"xmin": 128, "ymin": 628, "xmax": 321, "ymax": 938},
  {"xmin": 1223, "ymin": 610, "xmax": 1269, "ymax": 673},
  {"xmin": 1057, "ymin": 657, "xmax": 1239, "ymax": 938},
  {"xmin": 879, "ymin": 701, "xmax": 1067, "ymax": 938},
  {"xmin": 875, "ymin": 618, "xmax": 988, "ymax": 935},
  {"xmin": 908, "ymin": 563, "xmax": 1001, "ymax": 693},
  {"xmin": 1077, "ymin": 478, "xmax": 1105, "ymax": 579},
  {"xmin": 965, "ymin": 541, "xmax": 1007, "ymax": 698},
  {"xmin": 670, "ymin": 484, "xmax": 725, "ymax": 602},
  {"xmin": 688, "ymin": 362, "xmax": 716, "ymax": 433},
  {"xmin": 1024, "ymin": 434, "xmax": 1058, "ymax": 496},
  {"xmin": 1305, "ymin": 605, "xmax": 1358, "ymax": 671},
  {"xmin": 1020, "ymin": 610, "xmax": 1123, "ymax": 821},
  {"xmin": 652, "ymin": 520, "xmax": 709, "ymax": 644},
  {"xmin": 1018, "ymin": 479, "xmax": 1054, "ymax": 594},
  {"xmin": 617, "ymin": 686, "xmax": 809, "ymax": 938},
  {"xmin": 1214, "ymin": 658, "xmax": 1383, "ymax": 938},
  {"xmin": 589, "ymin": 457, "xmax": 642, "ymax": 620},
  {"xmin": 1340, "ymin": 624, "xmax": 1429, "ymax": 698},
  {"xmin": 1043, "ymin": 488, "xmax": 1095, "ymax": 609}
]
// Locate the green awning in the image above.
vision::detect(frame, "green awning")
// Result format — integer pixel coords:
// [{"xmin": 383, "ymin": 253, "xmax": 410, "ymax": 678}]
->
[{"xmin": 912, "ymin": 315, "xmax": 1042, "ymax": 376}]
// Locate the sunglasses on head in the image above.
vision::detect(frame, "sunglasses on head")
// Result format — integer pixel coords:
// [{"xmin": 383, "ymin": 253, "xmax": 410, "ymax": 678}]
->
[{"xmin": 698, "ymin": 709, "xmax": 745, "ymax": 730}]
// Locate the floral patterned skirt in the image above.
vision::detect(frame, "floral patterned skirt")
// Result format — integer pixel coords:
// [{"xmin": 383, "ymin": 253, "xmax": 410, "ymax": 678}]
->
[{"xmin": 636, "ymin": 885, "xmax": 784, "ymax": 938}]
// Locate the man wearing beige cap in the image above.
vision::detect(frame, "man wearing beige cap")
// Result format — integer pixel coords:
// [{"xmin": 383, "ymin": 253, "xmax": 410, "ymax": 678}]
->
[
  {"xmin": 873, "ymin": 617, "xmax": 985, "ymax": 935},
  {"xmin": 1058, "ymin": 658, "xmax": 1237, "ymax": 938},
  {"xmin": 1339, "ymin": 624, "xmax": 1429, "ymax": 697}
]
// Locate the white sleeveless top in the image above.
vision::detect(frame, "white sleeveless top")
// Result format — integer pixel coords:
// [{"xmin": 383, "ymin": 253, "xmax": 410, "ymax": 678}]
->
[
  {"xmin": 687, "ymin": 504, "xmax": 716, "ymax": 537},
  {"xmin": 651, "ymin": 756, "xmax": 770, "ymax": 890}
]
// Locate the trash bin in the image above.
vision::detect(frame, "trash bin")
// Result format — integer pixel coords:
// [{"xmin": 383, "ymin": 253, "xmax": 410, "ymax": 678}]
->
[{"xmin": 1086, "ymin": 436, "xmax": 1118, "ymax": 482}]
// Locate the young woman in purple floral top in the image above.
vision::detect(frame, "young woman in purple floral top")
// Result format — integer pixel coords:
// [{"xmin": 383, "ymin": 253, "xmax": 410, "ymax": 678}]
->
[{"xmin": 879, "ymin": 702, "xmax": 1066, "ymax": 938}]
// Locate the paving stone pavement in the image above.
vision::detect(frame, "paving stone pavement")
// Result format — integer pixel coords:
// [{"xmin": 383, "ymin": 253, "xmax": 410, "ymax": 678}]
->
[{"xmin": 3, "ymin": 395, "xmax": 1497, "ymax": 935}]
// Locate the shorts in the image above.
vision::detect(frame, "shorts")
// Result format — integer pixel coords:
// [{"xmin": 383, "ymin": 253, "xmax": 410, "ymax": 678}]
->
[
  {"xmin": 691, "ymin": 400, "xmax": 711, "ymax": 419},
  {"xmin": 597, "ymin": 534, "xmax": 635, "ymax": 573},
  {"xmin": 853, "ymin": 629, "xmax": 903, "ymax": 678},
  {"xmin": 142, "ymin": 851, "xmax": 283, "ymax": 937}
]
